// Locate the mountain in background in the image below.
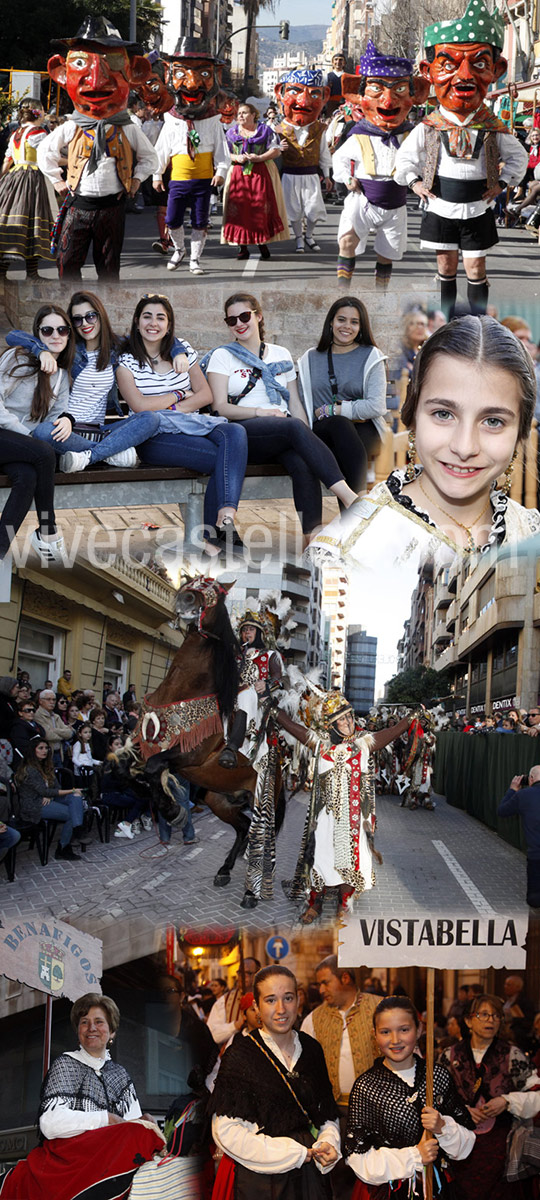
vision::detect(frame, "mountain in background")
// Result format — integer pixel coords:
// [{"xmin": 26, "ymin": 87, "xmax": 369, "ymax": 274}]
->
[{"xmin": 257, "ymin": 24, "xmax": 327, "ymax": 70}]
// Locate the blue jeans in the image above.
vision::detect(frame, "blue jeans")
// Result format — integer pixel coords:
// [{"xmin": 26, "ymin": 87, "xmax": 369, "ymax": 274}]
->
[
  {"xmin": 0, "ymin": 825, "xmax": 21, "ymax": 861},
  {"xmin": 157, "ymin": 775, "xmax": 194, "ymax": 843},
  {"xmin": 43, "ymin": 792, "xmax": 84, "ymax": 847},
  {"xmin": 100, "ymin": 789, "xmax": 147, "ymax": 823},
  {"xmin": 33, "ymin": 412, "xmax": 160, "ymax": 464},
  {"xmin": 137, "ymin": 423, "xmax": 248, "ymax": 526}
]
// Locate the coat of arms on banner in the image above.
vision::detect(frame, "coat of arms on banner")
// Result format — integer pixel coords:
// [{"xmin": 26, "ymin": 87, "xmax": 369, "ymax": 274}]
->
[{"xmin": 38, "ymin": 942, "xmax": 65, "ymax": 993}]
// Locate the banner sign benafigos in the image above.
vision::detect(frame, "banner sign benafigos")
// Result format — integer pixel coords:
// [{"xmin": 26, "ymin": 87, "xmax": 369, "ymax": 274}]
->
[{"xmin": 1, "ymin": 917, "xmax": 103, "ymax": 1001}]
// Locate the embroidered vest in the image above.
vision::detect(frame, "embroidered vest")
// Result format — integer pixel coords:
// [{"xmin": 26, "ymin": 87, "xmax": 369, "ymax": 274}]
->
[
  {"xmin": 280, "ymin": 122, "xmax": 324, "ymax": 170},
  {"xmin": 12, "ymin": 127, "xmax": 42, "ymax": 166},
  {"xmin": 311, "ymin": 994, "xmax": 379, "ymax": 1105},
  {"xmin": 422, "ymin": 124, "xmax": 499, "ymax": 191},
  {"xmin": 67, "ymin": 126, "xmax": 134, "ymax": 193}
]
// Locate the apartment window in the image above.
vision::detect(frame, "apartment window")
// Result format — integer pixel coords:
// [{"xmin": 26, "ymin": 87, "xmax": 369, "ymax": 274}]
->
[
  {"xmin": 104, "ymin": 645, "xmax": 129, "ymax": 694},
  {"xmin": 17, "ymin": 618, "xmax": 64, "ymax": 688}
]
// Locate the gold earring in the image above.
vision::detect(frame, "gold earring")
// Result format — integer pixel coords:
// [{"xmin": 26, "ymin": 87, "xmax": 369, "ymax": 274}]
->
[
  {"xmin": 405, "ymin": 430, "xmax": 417, "ymax": 481},
  {"xmin": 501, "ymin": 449, "xmax": 518, "ymax": 495}
]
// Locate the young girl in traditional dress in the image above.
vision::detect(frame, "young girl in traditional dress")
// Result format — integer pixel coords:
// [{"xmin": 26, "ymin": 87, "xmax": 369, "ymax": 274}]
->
[
  {"xmin": 346, "ymin": 996, "xmax": 475, "ymax": 1199},
  {"xmin": 222, "ymin": 103, "xmax": 289, "ymax": 260},
  {"xmin": 313, "ymin": 315, "xmax": 540, "ymax": 564},
  {"xmin": 0, "ymin": 100, "xmax": 56, "ymax": 278}
]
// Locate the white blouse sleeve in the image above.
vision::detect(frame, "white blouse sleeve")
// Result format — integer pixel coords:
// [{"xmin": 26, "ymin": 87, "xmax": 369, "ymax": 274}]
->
[
  {"xmin": 506, "ymin": 1089, "xmax": 540, "ymax": 1119},
  {"xmin": 347, "ymin": 1144, "xmax": 423, "ymax": 1183},
  {"xmin": 436, "ymin": 1114, "xmax": 475, "ymax": 1160},
  {"xmin": 312, "ymin": 1120, "xmax": 342, "ymax": 1174},
  {"xmin": 40, "ymin": 1099, "xmax": 110, "ymax": 1140},
  {"xmin": 212, "ymin": 1113, "xmax": 308, "ymax": 1173}
]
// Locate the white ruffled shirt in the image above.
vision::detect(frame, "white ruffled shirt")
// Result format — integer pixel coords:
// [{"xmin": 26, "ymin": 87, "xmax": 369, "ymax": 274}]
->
[{"xmin": 212, "ymin": 1028, "xmax": 341, "ymax": 1174}]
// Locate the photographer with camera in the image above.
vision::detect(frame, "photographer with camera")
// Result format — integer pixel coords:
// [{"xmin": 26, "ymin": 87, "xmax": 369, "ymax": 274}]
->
[{"xmin": 498, "ymin": 767, "xmax": 540, "ymax": 906}]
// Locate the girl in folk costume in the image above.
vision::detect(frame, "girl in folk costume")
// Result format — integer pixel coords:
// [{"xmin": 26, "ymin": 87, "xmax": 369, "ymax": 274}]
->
[
  {"xmin": 220, "ymin": 596, "xmax": 295, "ymax": 909},
  {"xmin": 279, "ymin": 688, "xmax": 419, "ymax": 923},
  {"xmin": 221, "ymin": 101, "xmax": 289, "ymax": 259},
  {"xmin": 0, "ymin": 100, "xmax": 56, "ymax": 279},
  {"xmin": 210, "ymin": 965, "xmax": 341, "ymax": 1200},
  {"xmin": 310, "ymin": 315, "xmax": 540, "ymax": 569},
  {"xmin": 345, "ymin": 995, "xmax": 475, "ymax": 1200}
]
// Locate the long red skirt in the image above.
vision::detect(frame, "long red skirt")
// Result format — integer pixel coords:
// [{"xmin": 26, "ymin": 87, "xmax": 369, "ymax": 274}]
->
[
  {"xmin": 0, "ymin": 1122, "xmax": 164, "ymax": 1200},
  {"xmin": 212, "ymin": 1153, "xmax": 236, "ymax": 1200},
  {"xmin": 222, "ymin": 163, "xmax": 285, "ymax": 245}
]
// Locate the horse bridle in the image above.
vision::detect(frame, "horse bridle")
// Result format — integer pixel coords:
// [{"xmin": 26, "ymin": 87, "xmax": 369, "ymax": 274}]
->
[{"xmin": 176, "ymin": 575, "xmax": 230, "ymax": 640}]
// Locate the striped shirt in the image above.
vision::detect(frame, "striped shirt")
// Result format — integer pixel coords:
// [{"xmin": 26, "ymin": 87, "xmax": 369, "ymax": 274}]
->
[
  {"xmin": 68, "ymin": 351, "xmax": 114, "ymax": 423},
  {"xmin": 118, "ymin": 347, "xmax": 197, "ymax": 397}
]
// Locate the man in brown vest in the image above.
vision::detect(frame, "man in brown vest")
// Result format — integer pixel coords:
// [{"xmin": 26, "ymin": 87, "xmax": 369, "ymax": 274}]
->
[
  {"xmin": 38, "ymin": 15, "xmax": 158, "ymax": 278},
  {"xmin": 302, "ymin": 954, "xmax": 379, "ymax": 1198}
]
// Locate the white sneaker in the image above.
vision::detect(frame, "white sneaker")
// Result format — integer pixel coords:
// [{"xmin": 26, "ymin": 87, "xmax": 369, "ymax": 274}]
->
[
  {"xmin": 167, "ymin": 249, "xmax": 186, "ymax": 271},
  {"xmin": 131, "ymin": 819, "xmax": 142, "ymax": 835},
  {"xmin": 189, "ymin": 260, "xmax": 205, "ymax": 275},
  {"xmin": 59, "ymin": 449, "xmax": 92, "ymax": 473},
  {"xmin": 30, "ymin": 530, "xmax": 66, "ymax": 564},
  {"xmin": 104, "ymin": 447, "xmax": 137, "ymax": 468},
  {"xmin": 114, "ymin": 821, "xmax": 134, "ymax": 840},
  {"xmin": 141, "ymin": 813, "xmax": 153, "ymax": 832}
]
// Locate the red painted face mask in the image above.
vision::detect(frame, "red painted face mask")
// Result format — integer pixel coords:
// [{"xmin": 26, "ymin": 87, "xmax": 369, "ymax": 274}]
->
[
  {"xmin": 279, "ymin": 82, "xmax": 327, "ymax": 126},
  {"xmin": 138, "ymin": 71, "xmax": 173, "ymax": 116},
  {"xmin": 167, "ymin": 59, "xmax": 218, "ymax": 117},
  {"xmin": 63, "ymin": 47, "xmax": 132, "ymax": 117},
  {"xmin": 219, "ymin": 96, "xmax": 238, "ymax": 124},
  {"xmin": 360, "ymin": 76, "xmax": 416, "ymax": 130},
  {"xmin": 423, "ymin": 43, "xmax": 501, "ymax": 116}
]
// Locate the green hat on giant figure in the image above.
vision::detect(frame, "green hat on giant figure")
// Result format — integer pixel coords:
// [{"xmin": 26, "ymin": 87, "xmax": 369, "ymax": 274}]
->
[{"xmin": 424, "ymin": 0, "xmax": 505, "ymax": 51}]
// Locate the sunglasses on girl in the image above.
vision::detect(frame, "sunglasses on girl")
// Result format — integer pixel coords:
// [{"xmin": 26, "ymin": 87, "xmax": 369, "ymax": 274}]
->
[
  {"xmin": 71, "ymin": 311, "xmax": 99, "ymax": 327},
  {"xmin": 224, "ymin": 311, "xmax": 254, "ymax": 327},
  {"xmin": 39, "ymin": 324, "xmax": 70, "ymax": 337}
]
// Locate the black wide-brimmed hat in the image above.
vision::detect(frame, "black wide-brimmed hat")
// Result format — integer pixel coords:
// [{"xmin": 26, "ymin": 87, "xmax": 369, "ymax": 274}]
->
[
  {"xmin": 166, "ymin": 35, "xmax": 225, "ymax": 65},
  {"xmin": 51, "ymin": 15, "xmax": 141, "ymax": 54}
]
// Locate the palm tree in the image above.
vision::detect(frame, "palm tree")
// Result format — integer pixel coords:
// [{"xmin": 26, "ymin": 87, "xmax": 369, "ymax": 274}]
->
[{"xmin": 241, "ymin": 0, "xmax": 275, "ymax": 97}]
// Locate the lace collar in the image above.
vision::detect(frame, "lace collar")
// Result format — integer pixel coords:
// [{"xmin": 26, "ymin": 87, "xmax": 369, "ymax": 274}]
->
[{"xmin": 386, "ymin": 466, "xmax": 507, "ymax": 553}]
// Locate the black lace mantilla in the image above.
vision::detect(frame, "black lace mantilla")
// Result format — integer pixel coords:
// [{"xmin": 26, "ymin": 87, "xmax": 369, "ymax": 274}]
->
[
  {"xmin": 386, "ymin": 468, "xmax": 507, "ymax": 553},
  {"xmin": 38, "ymin": 1053, "xmax": 138, "ymax": 1128},
  {"xmin": 209, "ymin": 1030, "xmax": 338, "ymax": 1137},
  {"xmin": 345, "ymin": 1056, "xmax": 473, "ymax": 1157}
]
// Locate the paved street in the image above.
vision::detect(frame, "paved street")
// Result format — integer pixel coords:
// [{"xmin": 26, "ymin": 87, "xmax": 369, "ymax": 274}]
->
[
  {"xmin": 1, "ymin": 786, "xmax": 531, "ymax": 949},
  {"xmin": 3, "ymin": 197, "xmax": 539, "ymax": 301}
]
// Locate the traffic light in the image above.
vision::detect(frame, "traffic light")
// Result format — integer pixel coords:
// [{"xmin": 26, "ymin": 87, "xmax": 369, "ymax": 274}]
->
[{"xmin": 280, "ymin": 20, "xmax": 290, "ymax": 39}]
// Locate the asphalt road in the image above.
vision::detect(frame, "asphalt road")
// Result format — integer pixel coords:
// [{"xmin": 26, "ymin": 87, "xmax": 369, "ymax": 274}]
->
[
  {"xmin": 1, "ymin": 785, "xmax": 531, "ymax": 945},
  {"xmin": 4, "ymin": 196, "xmax": 539, "ymax": 302}
]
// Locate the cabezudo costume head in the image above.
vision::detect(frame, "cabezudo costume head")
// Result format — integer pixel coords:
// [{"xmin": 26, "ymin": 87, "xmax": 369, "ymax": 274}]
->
[
  {"xmin": 275, "ymin": 67, "xmax": 330, "ymax": 126},
  {"xmin": 164, "ymin": 37, "xmax": 223, "ymax": 118},
  {"xmin": 48, "ymin": 14, "xmax": 152, "ymax": 118},
  {"xmin": 420, "ymin": 0, "xmax": 507, "ymax": 117}
]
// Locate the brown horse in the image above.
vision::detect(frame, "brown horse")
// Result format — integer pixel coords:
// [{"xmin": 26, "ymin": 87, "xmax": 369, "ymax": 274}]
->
[{"xmin": 130, "ymin": 576, "xmax": 264, "ymax": 896}]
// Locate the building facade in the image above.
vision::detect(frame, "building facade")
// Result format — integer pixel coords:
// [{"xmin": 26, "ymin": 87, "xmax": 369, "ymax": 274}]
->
[{"xmin": 344, "ymin": 624, "xmax": 377, "ymax": 713}]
